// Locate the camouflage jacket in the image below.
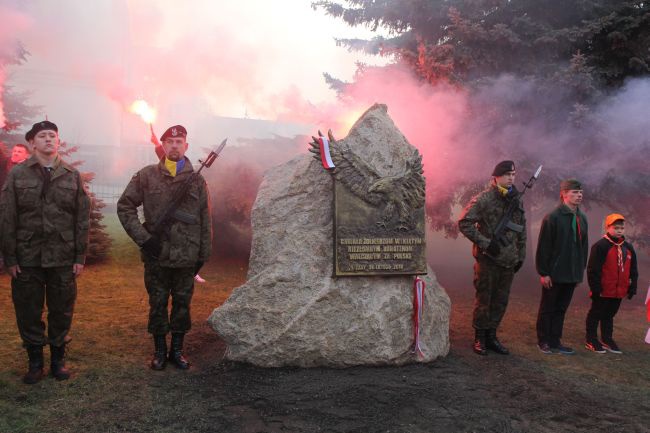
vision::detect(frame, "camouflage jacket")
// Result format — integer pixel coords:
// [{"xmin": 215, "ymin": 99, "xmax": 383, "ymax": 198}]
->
[
  {"xmin": 117, "ymin": 158, "xmax": 212, "ymax": 268},
  {"xmin": 0, "ymin": 155, "xmax": 91, "ymax": 267},
  {"xmin": 458, "ymin": 182, "xmax": 526, "ymax": 268}
]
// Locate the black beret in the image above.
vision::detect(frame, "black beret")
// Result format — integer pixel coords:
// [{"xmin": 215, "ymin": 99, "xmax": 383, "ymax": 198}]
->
[
  {"xmin": 160, "ymin": 125, "xmax": 187, "ymax": 142},
  {"xmin": 560, "ymin": 178, "xmax": 582, "ymax": 191},
  {"xmin": 492, "ymin": 160, "xmax": 515, "ymax": 177},
  {"xmin": 25, "ymin": 120, "xmax": 58, "ymax": 141}
]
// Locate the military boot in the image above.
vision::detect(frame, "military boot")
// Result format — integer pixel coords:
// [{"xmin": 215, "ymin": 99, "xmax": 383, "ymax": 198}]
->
[
  {"xmin": 23, "ymin": 345, "xmax": 45, "ymax": 384},
  {"xmin": 150, "ymin": 335, "xmax": 167, "ymax": 370},
  {"xmin": 486, "ymin": 328, "xmax": 510, "ymax": 355},
  {"xmin": 169, "ymin": 333, "xmax": 190, "ymax": 370},
  {"xmin": 473, "ymin": 329, "xmax": 488, "ymax": 355},
  {"xmin": 50, "ymin": 344, "xmax": 71, "ymax": 380}
]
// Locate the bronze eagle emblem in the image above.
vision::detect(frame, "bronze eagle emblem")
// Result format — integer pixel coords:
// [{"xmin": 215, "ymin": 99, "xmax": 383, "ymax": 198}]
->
[{"xmin": 309, "ymin": 130, "xmax": 425, "ymax": 231}]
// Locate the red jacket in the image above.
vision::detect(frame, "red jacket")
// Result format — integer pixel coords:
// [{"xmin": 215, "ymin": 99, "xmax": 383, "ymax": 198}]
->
[{"xmin": 587, "ymin": 234, "xmax": 638, "ymax": 298}]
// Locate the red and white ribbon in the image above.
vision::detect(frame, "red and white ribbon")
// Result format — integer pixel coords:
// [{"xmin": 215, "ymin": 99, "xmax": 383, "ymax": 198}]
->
[
  {"xmin": 645, "ymin": 284, "xmax": 650, "ymax": 344},
  {"xmin": 318, "ymin": 131, "xmax": 335, "ymax": 170},
  {"xmin": 411, "ymin": 276, "xmax": 426, "ymax": 357}
]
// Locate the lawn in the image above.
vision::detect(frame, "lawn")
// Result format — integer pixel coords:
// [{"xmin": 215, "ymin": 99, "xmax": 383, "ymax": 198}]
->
[{"xmin": 0, "ymin": 214, "xmax": 648, "ymax": 433}]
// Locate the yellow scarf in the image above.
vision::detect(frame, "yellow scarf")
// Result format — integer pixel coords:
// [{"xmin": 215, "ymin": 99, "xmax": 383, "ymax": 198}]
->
[{"xmin": 164, "ymin": 157, "xmax": 185, "ymax": 177}]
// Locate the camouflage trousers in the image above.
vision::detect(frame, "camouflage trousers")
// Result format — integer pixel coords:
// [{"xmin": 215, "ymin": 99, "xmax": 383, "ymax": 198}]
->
[
  {"xmin": 472, "ymin": 257, "xmax": 514, "ymax": 330},
  {"xmin": 12, "ymin": 266, "xmax": 77, "ymax": 347},
  {"xmin": 143, "ymin": 260, "xmax": 195, "ymax": 335}
]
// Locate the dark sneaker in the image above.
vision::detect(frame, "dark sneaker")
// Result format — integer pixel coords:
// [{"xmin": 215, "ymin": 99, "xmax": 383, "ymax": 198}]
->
[
  {"xmin": 602, "ymin": 340, "xmax": 622, "ymax": 354},
  {"xmin": 537, "ymin": 342, "xmax": 553, "ymax": 354},
  {"xmin": 585, "ymin": 340, "xmax": 606, "ymax": 354},
  {"xmin": 551, "ymin": 344, "xmax": 575, "ymax": 355}
]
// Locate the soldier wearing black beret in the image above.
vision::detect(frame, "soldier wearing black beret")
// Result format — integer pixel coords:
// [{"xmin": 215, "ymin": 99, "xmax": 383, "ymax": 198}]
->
[
  {"xmin": 24, "ymin": 120, "xmax": 58, "ymax": 141},
  {"xmin": 458, "ymin": 160, "xmax": 527, "ymax": 356},
  {"xmin": 1, "ymin": 120, "xmax": 90, "ymax": 383}
]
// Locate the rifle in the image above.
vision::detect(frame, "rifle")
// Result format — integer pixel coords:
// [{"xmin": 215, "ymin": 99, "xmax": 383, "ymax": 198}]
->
[
  {"xmin": 488, "ymin": 165, "xmax": 542, "ymax": 252},
  {"xmin": 146, "ymin": 138, "xmax": 227, "ymax": 242}
]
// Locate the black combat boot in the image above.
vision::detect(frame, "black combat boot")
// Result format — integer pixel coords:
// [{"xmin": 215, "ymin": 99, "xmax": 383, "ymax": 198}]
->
[
  {"xmin": 50, "ymin": 344, "xmax": 71, "ymax": 380},
  {"xmin": 23, "ymin": 345, "xmax": 45, "ymax": 384},
  {"xmin": 486, "ymin": 328, "xmax": 510, "ymax": 355},
  {"xmin": 169, "ymin": 333, "xmax": 190, "ymax": 370},
  {"xmin": 151, "ymin": 335, "xmax": 167, "ymax": 370},
  {"xmin": 473, "ymin": 329, "xmax": 488, "ymax": 355}
]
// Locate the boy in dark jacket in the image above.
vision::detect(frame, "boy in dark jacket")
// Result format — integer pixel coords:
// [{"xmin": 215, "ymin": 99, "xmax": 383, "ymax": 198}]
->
[
  {"xmin": 535, "ymin": 179, "xmax": 589, "ymax": 354},
  {"xmin": 585, "ymin": 214, "xmax": 638, "ymax": 354}
]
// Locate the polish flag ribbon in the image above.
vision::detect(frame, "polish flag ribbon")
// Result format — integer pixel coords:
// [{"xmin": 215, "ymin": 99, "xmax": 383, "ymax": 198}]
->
[
  {"xmin": 646, "ymin": 284, "xmax": 650, "ymax": 318},
  {"xmin": 318, "ymin": 131, "xmax": 335, "ymax": 170},
  {"xmin": 645, "ymin": 284, "xmax": 650, "ymax": 344},
  {"xmin": 411, "ymin": 276, "xmax": 426, "ymax": 357}
]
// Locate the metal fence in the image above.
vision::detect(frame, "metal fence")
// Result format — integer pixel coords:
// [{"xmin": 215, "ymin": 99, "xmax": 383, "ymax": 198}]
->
[{"xmin": 88, "ymin": 184, "xmax": 126, "ymax": 205}]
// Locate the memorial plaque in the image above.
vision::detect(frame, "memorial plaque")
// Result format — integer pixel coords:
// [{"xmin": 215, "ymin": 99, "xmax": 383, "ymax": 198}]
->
[{"xmin": 310, "ymin": 130, "xmax": 427, "ymax": 276}]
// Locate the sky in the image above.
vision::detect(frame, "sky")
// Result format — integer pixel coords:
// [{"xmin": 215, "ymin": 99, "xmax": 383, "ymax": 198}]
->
[{"xmin": 2, "ymin": 0, "xmax": 387, "ymax": 147}]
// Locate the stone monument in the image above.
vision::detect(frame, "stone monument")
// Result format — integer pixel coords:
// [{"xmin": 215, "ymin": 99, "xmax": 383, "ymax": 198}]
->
[{"xmin": 208, "ymin": 104, "xmax": 450, "ymax": 367}]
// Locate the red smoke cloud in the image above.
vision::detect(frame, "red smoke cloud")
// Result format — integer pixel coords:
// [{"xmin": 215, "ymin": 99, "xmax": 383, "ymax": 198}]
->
[
  {"xmin": 0, "ymin": 4, "xmax": 32, "ymax": 127},
  {"xmin": 262, "ymin": 65, "xmax": 473, "ymax": 227}
]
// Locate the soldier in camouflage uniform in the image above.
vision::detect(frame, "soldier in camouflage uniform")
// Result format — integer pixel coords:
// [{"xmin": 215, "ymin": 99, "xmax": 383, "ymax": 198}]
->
[
  {"xmin": 117, "ymin": 125, "xmax": 211, "ymax": 370},
  {"xmin": 0, "ymin": 120, "xmax": 90, "ymax": 384},
  {"xmin": 458, "ymin": 161, "xmax": 526, "ymax": 356}
]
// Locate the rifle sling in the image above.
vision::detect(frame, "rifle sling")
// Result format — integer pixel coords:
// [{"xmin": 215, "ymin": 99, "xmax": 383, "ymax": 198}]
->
[{"xmin": 149, "ymin": 172, "xmax": 198, "ymax": 235}]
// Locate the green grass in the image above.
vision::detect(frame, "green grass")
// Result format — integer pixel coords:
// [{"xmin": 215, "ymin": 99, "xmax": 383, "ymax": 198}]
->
[
  {"xmin": 0, "ymin": 213, "xmax": 244, "ymax": 433},
  {"xmin": 0, "ymin": 213, "xmax": 648, "ymax": 433}
]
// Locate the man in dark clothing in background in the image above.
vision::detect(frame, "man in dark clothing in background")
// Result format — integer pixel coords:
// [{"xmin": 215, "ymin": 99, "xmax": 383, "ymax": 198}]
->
[
  {"xmin": 0, "ymin": 143, "xmax": 31, "ymax": 271},
  {"xmin": 535, "ymin": 179, "xmax": 589, "ymax": 355}
]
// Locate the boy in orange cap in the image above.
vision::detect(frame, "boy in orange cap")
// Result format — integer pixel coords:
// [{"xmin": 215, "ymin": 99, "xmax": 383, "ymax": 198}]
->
[{"xmin": 585, "ymin": 214, "xmax": 638, "ymax": 353}]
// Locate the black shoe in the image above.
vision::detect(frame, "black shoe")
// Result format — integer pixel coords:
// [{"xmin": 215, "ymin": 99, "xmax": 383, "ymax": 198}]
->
[
  {"xmin": 23, "ymin": 345, "xmax": 45, "ymax": 385},
  {"xmin": 585, "ymin": 338, "xmax": 606, "ymax": 354},
  {"xmin": 551, "ymin": 343, "xmax": 575, "ymax": 355},
  {"xmin": 150, "ymin": 335, "xmax": 167, "ymax": 370},
  {"xmin": 486, "ymin": 329, "xmax": 509, "ymax": 355},
  {"xmin": 602, "ymin": 339, "xmax": 622, "ymax": 354},
  {"xmin": 472, "ymin": 329, "xmax": 488, "ymax": 356},
  {"xmin": 169, "ymin": 333, "xmax": 190, "ymax": 369},
  {"xmin": 50, "ymin": 345, "xmax": 71, "ymax": 381}
]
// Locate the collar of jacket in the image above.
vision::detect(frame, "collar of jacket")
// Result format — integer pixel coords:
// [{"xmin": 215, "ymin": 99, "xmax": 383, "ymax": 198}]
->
[
  {"xmin": 25, "ymin": 154, "xmax": 74, "ymax": 178},
  {"xmin": 558, "ymin": 203, "xmax": 584, "ymax": 216},
  {"xmin": 490, "ymin": 181, "xmax": 519, "ymax": 200},
  {"xmin": 605, "ymin": 232, "xmax": 625, "ymax": 243},
  {"xmin": 157, "ymin": 156, "xmax": 194, "ymax": 178}
]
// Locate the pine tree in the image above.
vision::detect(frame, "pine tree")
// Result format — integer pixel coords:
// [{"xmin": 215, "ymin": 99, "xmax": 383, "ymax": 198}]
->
[
  {"xmin": 0, "ymin": 42, "xmax": 40, "ymax": 192},
  {"xmin": 59, "ymin": 142, "xmax": 112, "ymax": 263},
  {"xmin": 314, "ymin": 1, "xmax": 650, "ymax": 86},
  {"xmin": 316, "ymin": 1, "xmax": 650, "ymax": 252},
  {"xmin": 83, "ymin": 173, "xmax": 112, "ymax": 264}
]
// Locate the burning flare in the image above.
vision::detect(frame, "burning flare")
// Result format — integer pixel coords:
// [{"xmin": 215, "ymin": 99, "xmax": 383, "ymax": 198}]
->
[
  {"xmin": 129, "ymin": 99, "xmax": 157, "ymax": 124},
  {"xmin": 338, "ymin": 108, "xmax": 364, "ymax": 134}
]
